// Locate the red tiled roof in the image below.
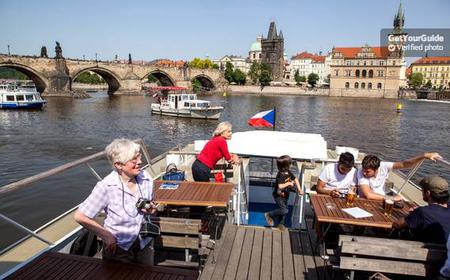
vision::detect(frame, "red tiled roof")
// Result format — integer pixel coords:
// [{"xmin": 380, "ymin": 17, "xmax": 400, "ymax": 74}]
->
[
  {"xmin": 312, "ymin": 56, "xmax": 326, "ymax": 63},
  {"xmin": 333, "ymin": 46, "xmax": 390, "ymax": 59},
  {"xmin": 292, "ymin": 52, "xmax": 326, "ymax": 63},
  {"xmin": 411, "ymin": 56, "xmax": 450, "ymax": 65},
  {"xmin": 292, "ymin": 52, "xmax": 314, "ymax": 60}
]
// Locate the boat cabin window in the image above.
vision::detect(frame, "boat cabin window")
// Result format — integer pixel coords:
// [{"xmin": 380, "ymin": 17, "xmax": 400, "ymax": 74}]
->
[
  {"xmin": 197, "ymin": 102, "xmax": 208, "ymax": 108},
  {"xmin": 16, "ymin": 95, "xmax": 25, "ymax": 101},
  {"xmin": 26, "ymin": 95, "xmax": 34, "ymax": 101},
  {"xmin": 184, "ymin": 102, "xmax": 190, "ymax": 107},
  {"xmin": 6, "ymin": 95, "xmax": 15, "ymax": 101},
  {"xmin": 189, "ymin": 95, "xmax": 195, "ymax": 100}
]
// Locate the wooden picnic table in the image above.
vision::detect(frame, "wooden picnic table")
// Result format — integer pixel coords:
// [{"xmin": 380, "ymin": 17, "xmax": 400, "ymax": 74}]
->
[
  {"xmin": 153, "ymin": 180, "xmax": 234, "ymax": 207},
  {"xmin": 310, "ymin": 194, "xmax": 414, "ymax": 229}
]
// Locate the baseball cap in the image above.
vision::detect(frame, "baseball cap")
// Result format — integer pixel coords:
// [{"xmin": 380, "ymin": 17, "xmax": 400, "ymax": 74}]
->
[{"xmin": 419, "ymin": 175, "xmax": 449, "ymax": 198}]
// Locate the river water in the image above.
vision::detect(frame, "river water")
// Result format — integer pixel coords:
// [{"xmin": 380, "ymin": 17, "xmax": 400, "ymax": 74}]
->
[{"xmin": 0, "ymin": 92, "xmax": 449, "ymax": 248}]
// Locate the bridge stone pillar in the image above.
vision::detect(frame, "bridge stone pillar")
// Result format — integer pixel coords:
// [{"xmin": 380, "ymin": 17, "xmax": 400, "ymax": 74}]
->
[
  {"xmin": 43, "ymin": 58, "xmax": 71, "ymax": 96},
  {"xmin": 114, "ymin": 70, "xmax": 142, "ymax": 95}
]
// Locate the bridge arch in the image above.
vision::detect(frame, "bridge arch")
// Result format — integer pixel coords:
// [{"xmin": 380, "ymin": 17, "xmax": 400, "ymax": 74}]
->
[
  {"xmin": 192, "ymin": 74, "xmax": 216, "ymax": 91},
  {"xmin": 0, "ymin": 63, "xmax": 48, "ymax": 93},
  {"xmin": 71, "ymin": 67, "xmax": 121, "ymax": 94},
  {"xmin": 143, "ymin": 70, "xmax": 176, "ymax": 86}
]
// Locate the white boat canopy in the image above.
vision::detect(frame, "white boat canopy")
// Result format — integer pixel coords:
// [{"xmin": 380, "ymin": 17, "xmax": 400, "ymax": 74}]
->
[{"xmin": 195, "ymin": 130, "xmax": 328, "ymax": 160}]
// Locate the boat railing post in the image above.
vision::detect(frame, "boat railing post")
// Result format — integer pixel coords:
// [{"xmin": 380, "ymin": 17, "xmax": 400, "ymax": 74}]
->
[
  {"xmin": 86, "ymin": 163, "xmax": 102, "ymax": 181},
  {"xmin": 136, "ymin": 138, "xmax": 157, "ymax": 176},
  {"xmin": 0, "ymin": 213, "xmax": 54, "ymax": 246},
  {"xmin": 237, "ymin": 163, "xmax": 241, "ymax": 226},
  {"xmin": 397, "ymin": 159, "xmax": 425, "ymax": 196}
]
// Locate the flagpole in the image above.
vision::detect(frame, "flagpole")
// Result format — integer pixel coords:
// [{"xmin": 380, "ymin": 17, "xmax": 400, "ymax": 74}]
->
[
  {"xmin": 272, "ymin": 106, "xmax": 276, "ymax": 131},
  {"xmin": 271, "ymin": 106, "xmax": 276, "ymax": 174}
]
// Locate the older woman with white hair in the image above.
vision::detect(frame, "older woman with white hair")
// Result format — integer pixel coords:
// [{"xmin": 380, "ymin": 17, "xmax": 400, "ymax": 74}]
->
[
  {"xmin": 74, "ymin": 138, "xmax": 156, "ymax": 265},
  {"xmin": 192, "ymin": 121, "xmax": 240, "ymax": 182}
]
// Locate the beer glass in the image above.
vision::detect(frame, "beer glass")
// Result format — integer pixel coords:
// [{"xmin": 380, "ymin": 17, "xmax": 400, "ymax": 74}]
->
[
  {"xmin": 345, "ymin": 185, "xmax": 357, "ymax": 207},
  {"xmin": 384, "ymin": 195, "xmax": 394, "ymax": 216}
]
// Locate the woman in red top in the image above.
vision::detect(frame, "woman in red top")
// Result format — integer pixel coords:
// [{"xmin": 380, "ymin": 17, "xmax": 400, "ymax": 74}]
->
[{"xmin": 192, "ymin": 121, "xmax": 240, "ymax": 182}]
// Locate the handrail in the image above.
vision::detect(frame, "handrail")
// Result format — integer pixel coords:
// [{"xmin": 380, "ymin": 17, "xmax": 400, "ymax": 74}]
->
[
  {"xmin": 0, "ymin": 150, "xmax": 105, "ymax": 196},
  {"xmin": 437, "ymin": 157, "xmax": 450, "ymax": 167},
  {"xmin": 0, "ymin": 214, "xmax": 53, "ymax": 246}
]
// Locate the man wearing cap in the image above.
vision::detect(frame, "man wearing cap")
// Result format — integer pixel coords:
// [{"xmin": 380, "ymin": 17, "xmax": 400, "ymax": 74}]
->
[{"xmin": 394, "ymin": 175, "xmax": 449, "ymax": 244}]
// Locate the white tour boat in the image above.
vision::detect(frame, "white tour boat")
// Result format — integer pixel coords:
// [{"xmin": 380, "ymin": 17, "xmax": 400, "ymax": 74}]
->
[
  {"xmin": 0, "ymin": 83, "xmax": 47, "ymax": 109},
  {"xmin": 149, "ymin": 86, "xmax": 224, "ymax": 119},
  {"xmin": 0, "ymin": 132, "xmax": 448, "ymax": 279}
]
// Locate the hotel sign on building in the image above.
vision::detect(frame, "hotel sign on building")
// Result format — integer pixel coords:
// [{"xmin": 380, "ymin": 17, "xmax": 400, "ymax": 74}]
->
[{"xmin": 329, "ymin": 45, "xmax": 406, "ymax": 98}]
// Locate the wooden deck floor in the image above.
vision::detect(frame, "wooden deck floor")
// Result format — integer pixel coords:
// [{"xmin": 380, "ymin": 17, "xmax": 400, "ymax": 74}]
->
[
  {"xmin": 6, "ymin": 251, "xmax": 198, "ymax": 280},
  {"xmin": 199, "ymin": 224, "xmax": 331, "ymax": 280}
]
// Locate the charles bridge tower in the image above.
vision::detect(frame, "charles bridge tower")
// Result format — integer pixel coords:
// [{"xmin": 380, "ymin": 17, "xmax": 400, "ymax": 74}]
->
[{"xmin": 261, "ymin": 22, "xmax": 284, "ymax": 82}]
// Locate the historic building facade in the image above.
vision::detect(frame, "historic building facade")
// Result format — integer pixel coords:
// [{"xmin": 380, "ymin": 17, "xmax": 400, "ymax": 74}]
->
[
  {"xmin": 213, "ymin": 55, "xmax": 251, "ymax": 74},
  {"xmin": 410, "ymin": 57, "xmax": 450, "ymax": 89},
  {"xmin": 249, "ymin": 36, "xmax": 262, "ymax": 63},
  {"xmin": 261, "ymin": 22, "xmax": 284, "ymax": 81},
  {"xmin": 329, "ymin": 4, "xmax": 406, "ymax": 96},
  {"xmin": 290, "ymin": 52, "xmax": 331, "ymax": 85}
]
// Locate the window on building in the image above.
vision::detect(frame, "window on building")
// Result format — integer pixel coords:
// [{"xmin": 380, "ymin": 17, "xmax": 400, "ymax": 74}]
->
[
  {"xmin": 369, "ymin": 70, "xmax": 374, "ymax": 78},
  {"xmin": 253, "ymin": 53, "xmax": 255, "ymax": 59},
  {"xmin": 259, "ymin": 53, "xmax": 261, "ymax": 58},
  {"xmin": 368, "ymin": 82, "xmax": 372, "ymax": 89},
  {"xmin": 356, "ymin": 70, "xmax": 360, "ymax": 77},
  {"xmin": 361, "ymin": 82, "xmax": 366, "ymax": 89},
  {"xmin": 378, "ymin": 71, "xmax": 384, "ymax": 77},
  {"xmin": 363, "ymin": 61, "xmax": 366, "ymax": 66},
  {"xmin": 335, "ymin": 70, "xmax": 339, "ymax": 76},
  {"xmin": 362, "ymin": 70, "xmax": 367, "ymax": 78},
  {"xmin": 393, "ymin": 61, "xmax": 396, "ymax": 66},
  {"xmin": 355, "ymin": 82, "xmax": 359, "ymax": 88},
  {"xmin": 380, "ymin": 61, "xmax": 385, "ymax": 66},
  {"xmin": 345, "ymin": 82, "xmax": 350, "ymax": 88},
  {"xmin": 377, "ymin": 83, "xmax": 382, "ymax": 89}
]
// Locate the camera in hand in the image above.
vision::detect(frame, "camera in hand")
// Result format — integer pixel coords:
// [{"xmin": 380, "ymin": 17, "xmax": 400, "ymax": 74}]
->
[{"xmin": 136, "ymin": 198, "xmax": 152, "ymax": 211}]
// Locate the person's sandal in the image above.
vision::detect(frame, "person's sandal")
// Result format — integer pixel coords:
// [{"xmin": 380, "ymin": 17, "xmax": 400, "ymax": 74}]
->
[{"xmin": 264, "ymin": 213, "xmax": 274, "ymax": 227}]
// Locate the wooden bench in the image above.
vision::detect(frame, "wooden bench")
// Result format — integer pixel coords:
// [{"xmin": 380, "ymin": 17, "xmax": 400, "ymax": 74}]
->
[
  {"xmin": 150, "ymin": 217, "xmax": 209, "ymax": 269},
  {"xmin": 338, "ymin": 235, "xmax": 447, "ymax": 279}
]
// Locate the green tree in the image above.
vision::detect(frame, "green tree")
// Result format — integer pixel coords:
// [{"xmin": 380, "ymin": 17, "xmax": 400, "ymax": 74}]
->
[
  {"xmin": 192, "ymin": 79, "xmax": 202, "ymax": 92},
  {"xmin": 299, "ymin": 76, "xmax": 306, "ymax": 83},
  {"xmin": 248, "ymin": 62, "xmax": 261, "ymax": 84},
  {"xmin": 259, "ymin": 63, "xmax": 272, "ymax": 86},
  {"xmin": 425, "ymin": 80, "xmax": 433, "ymax": 88},
  {"xmin": 0, "ymin": 67, "xmax": 28, "ymax": 80},
  {"xmin": 212, "ymin": 63, "xmax": 219, "ymax": 69},
  {"xmin": 408, "ymin": 72, "xmax": 423, "ymax": 89},
  {"xmin": 233, "ymin": 69, "xmax": 246, "ymax": 85},
  {"xmin": 294, "ymin": 69, "xmax": 302, "ymax": 85},
  {"xmin": 307, "ymin": 73, "xmax": 319, "ymax": 87},
  {"xmin": 224, "ymin": 62, "xmax": 234, "ymax": 83},
  {"xmin": 74, "ymin": 71, "xmax": 105, "ymax": 84}
]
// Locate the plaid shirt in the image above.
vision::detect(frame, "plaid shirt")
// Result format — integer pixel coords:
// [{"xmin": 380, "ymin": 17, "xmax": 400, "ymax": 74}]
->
[{"xmin": 78, "ymin": 170, "xmax": 154, "ymax": 251}]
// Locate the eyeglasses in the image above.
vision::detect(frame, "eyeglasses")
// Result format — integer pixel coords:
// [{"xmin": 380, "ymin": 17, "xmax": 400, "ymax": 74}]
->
[{"xmin": 117, "ymin": 153, "xmax": 142, "ymax": 166}]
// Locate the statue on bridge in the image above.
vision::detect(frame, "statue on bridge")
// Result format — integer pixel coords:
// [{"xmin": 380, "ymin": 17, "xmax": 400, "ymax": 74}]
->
[
  {"xmin": 128, "ymin": 53, "xmax": 132, "ymax": 64},
  {"xmin": 40, "ymin": 46, "xmax": 48, "ymax": 58},
  {"xmin": 55, "ymin": 41, "xmax": 63, "ymax": 59}
]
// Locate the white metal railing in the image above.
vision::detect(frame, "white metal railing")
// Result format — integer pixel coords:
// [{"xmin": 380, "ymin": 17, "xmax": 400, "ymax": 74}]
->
[{"xmin": 235, "ymin": 162, "xmax": 249, "ymax": 226}]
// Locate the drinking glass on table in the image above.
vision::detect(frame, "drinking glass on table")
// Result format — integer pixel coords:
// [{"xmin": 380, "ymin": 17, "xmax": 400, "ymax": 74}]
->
[
  {"xmin": 383, "ymin": 195, "xmax": 394, "ymax": 216},
  {"xmin": 345, "ymin": 185, "xmax": 357, "ymax": 207}
]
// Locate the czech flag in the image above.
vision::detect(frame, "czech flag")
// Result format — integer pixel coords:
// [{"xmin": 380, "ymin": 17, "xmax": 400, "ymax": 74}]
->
[{"xmin": 248, "ymin": 109, "xmax": 275, "ymax": 127}]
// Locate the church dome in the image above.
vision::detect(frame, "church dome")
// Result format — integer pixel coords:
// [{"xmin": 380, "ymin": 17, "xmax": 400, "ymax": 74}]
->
[{"xmin": 250, "ymin": 41, "xmax": 261, "ymax": 52}]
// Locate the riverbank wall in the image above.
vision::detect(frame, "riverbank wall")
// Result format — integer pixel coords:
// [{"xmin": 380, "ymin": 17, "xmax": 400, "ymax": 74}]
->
[{"xmin": 227, "ymin": 85, "xmax": 410, "ymax": 99}]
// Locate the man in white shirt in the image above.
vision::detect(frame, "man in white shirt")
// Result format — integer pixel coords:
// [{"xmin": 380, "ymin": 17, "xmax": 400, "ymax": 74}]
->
[
  {"xmin": 357, "ymin": 152, "xmax": 441, "ymax": 201},
  {"xmin": 317, "ymin": 152, "xmax": 357, "ymax": 197}
]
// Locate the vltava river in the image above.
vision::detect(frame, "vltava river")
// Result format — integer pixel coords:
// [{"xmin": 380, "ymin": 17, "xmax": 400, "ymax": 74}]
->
[{"xmin": 0, "ymin": 93, "xmax": 449, "ymax": 248}]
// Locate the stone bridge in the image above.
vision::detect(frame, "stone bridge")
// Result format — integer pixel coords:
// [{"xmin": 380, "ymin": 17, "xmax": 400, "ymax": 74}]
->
[{"xmin": 0, "ymin": 54, "xmax": 227, "ymax": 95}]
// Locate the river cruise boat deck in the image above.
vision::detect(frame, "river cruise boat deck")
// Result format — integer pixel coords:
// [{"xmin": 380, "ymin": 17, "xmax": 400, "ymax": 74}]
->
[
  {"xmin": 0, "ymin": 83, "xmax": 46, "ymax": 109},
  {"xmin": 149, "ymin": 86, "xmax": 224, "ymax": 119},
  {"xmin": 0, "ymin": 132, "xmax": 448, "ymax": 279}
]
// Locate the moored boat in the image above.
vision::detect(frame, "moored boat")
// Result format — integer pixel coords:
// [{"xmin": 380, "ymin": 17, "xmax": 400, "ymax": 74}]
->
[
  {"xmin": 149, "ymin": 86, "xmax": 224, "ymax": 119},
  {"xmin": 0, "ymin": 83, "xmax": 47, "ymax": 109}
]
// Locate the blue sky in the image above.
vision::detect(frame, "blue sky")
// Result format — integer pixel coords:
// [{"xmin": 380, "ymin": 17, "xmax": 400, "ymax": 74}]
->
[{"xmin": 1, "ymin": 0, "xmax": 449, "ymax": 62}]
